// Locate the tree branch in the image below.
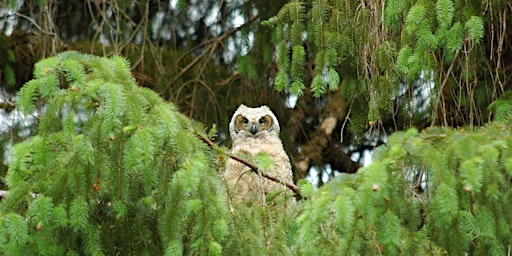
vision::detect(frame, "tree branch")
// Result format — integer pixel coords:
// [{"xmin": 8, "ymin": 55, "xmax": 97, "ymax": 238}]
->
[
  {"xmin": 293, "ymin": 91, "xmax": 361, "ymax": 180},
  {"xmin": 195, "ymin": 131, "xmax": 301, "ymax": 196},
  {"xmin": 168, "ymin": 16, "xmax": 257, "ymax": 90}
]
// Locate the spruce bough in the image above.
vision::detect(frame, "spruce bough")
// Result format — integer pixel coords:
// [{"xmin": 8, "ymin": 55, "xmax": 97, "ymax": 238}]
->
[{"xmin": 1, "ymin": 51, "xmax": 229, "ymax": 255}]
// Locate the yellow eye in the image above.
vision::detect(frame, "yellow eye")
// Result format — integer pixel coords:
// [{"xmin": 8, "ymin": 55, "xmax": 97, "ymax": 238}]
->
[
  {"xmin": 259, "ymin": 115, "xmax": 273, "ymax": 129},
  {"xmin": 236, "ymin": 115, "xmax": 249, "ymax": 128}
]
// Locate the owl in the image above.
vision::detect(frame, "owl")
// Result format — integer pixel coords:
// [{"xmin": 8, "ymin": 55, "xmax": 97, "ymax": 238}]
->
[{"xmin": 225, "ymin": 104, "xmax": 294, "ymax": 206}]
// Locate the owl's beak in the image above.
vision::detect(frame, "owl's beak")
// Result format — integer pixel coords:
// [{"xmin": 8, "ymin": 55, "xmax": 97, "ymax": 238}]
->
[{"xmin": 249, "ymin": 124, "xmax": 258, "ymax": 135}]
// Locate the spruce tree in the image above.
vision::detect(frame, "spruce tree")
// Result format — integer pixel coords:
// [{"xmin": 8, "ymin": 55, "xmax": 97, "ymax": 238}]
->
[{"xmin": 0, "ymin": 51, "xmax": 232, "ymax": 255}]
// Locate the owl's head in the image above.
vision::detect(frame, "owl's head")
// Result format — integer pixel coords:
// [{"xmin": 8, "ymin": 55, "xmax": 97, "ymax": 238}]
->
[{"xmin": 229, "ymin": 104, "xmax": 280, "ymax": 141}]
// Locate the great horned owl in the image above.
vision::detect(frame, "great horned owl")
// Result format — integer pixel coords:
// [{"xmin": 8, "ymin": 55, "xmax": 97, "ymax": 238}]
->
[{"xmin": 225, "ymin": 104, "xmax": 294, "ymax": 206}]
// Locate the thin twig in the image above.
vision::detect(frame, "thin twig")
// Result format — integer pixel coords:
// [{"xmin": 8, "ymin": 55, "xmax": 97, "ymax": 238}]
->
[
  {"xmin": 195, "ymin": 131, "xmax": 301, "ymax": 196},
  {"xmin": 432, "ymin": 50, "xmax": 460, "ymax": 126},
  {"xmin": 340, "ymin": 105, "xmax": 351, "ymax": 143},
  {"xmin": 166, "ymin": 16, "xmax": 257, "ymax": 93},
  {"xmin": 14, "ymin": 11, "xmax": 58, "ymax": 37}
]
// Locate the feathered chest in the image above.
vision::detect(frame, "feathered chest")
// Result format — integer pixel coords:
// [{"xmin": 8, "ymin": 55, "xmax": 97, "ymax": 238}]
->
[{"xmin": 231, "ymin": 135, "xmax": 286, "ymax": 158}]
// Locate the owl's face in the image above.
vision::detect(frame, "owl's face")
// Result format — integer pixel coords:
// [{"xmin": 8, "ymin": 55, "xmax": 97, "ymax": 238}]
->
[{"xmin": 229, "ymin": 105, "xmax": 280, "ymax": 142}]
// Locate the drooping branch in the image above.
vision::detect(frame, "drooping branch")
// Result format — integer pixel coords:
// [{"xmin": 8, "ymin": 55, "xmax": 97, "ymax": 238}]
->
[{"xmin": 195, "ymin": 131, "xmax": 301, "ymax": 196}]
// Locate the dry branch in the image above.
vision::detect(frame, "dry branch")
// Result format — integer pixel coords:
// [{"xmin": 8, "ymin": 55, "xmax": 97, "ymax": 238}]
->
[{"xmin": 195, "ymin": 131, "xmax": 301, "ymax": 196}]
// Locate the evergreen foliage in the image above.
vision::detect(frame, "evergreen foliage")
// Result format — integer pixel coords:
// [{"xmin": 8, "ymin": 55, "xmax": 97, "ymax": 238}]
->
[
  {"xmin": 3, "ymin": 50, "xmax": 512, "ymax": 255},
  {"xmin": 296, "ymin": 122, "xmax": 512, "ymax": 255},
  {"xmin": 0, "ymin": 51, "xmax": 234, "ymax": 255},
  {"xmin": 1, "ymin": 0, "xmax": 512, "ymax": 254},
  {"xmin": 488, "ymin": 91, "xmax": 512, "ymax": 122},
  {"xmin": 262, "ymin": 0, "xmax": 492, "ymax": 132}
]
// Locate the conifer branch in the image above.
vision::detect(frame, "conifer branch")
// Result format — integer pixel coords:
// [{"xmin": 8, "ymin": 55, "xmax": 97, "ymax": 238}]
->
[{"xmin": 195, "ymin": 131, "xmax": 301, "ymax": 196}]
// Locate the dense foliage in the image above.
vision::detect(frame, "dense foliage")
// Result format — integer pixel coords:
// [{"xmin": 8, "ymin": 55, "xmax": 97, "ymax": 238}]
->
[
  {"xmin": 298, "ymin": 121, "xmax": 512, "ymax": 255},
  {"xmin": 1, "ymin": 50, "xmax": 512, "ymax": 255},
  {"xmin": 0, "ymin": 0, "xmax": 511, "ymax": 255},
  {"xmin": 259, "ymin": 0, "xmax": 504, "ymax": 130},
  {"xmin": 1, "ymin": 52, "xmax": 232, "ymax": 255}
]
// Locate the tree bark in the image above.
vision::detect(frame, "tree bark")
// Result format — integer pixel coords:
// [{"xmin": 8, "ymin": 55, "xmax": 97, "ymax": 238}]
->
[{"xmin": 291, "ymin": 90, "xmax": 361, "ymax": 181}]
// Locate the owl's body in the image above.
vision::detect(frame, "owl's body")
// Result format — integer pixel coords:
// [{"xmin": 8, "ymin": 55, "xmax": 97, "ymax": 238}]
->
[{"xmin": 225, "ymin": 105, "xmax": 294, "ymax": 206}]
